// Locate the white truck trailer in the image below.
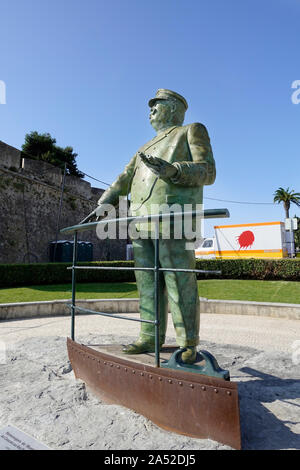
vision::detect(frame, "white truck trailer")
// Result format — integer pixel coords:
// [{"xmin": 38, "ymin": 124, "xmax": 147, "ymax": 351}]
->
[{"xmin": 195, "ymin": 221, "xmax": 289, "ymax": 259}]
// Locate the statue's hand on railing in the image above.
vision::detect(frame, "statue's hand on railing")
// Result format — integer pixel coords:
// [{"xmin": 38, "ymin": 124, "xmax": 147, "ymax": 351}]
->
[
  {"xmin": 78, "ymin": 209, "xmax": 97, "ymax": 225},
  {"xmin": 79, "ymin": 205, "xmax": 105, "ymax": 225}
]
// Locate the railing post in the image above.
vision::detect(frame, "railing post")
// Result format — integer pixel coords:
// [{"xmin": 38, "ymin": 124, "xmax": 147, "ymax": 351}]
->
[
  {"xmin": 154, "ymin": 221, "xmax": 160, "ymax": 368},
  {"xmin": 71, "ymin": 231, "xmax": 78, "ymax": 341}
]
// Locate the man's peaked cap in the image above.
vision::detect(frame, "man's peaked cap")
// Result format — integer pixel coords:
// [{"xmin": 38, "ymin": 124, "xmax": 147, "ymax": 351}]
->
[{"xmin": 148, "ymin": 89, "xmax": 188, "ymax": 110}]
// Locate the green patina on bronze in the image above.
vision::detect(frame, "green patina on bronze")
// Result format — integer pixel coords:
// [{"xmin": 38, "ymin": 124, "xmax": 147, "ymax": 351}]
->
[{"xmin": 96, "ymin": 89, "xmax": 216, "ymax": 361}]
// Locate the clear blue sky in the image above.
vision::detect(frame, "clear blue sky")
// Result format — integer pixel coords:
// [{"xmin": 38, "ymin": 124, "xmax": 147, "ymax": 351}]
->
[{"xmin": 1, "ymin": 0, "xmax": 299, "ymax": 236}]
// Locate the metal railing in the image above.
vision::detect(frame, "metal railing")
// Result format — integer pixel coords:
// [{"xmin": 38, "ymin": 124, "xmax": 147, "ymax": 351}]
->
[{"xmin": 61, "ymin": 208, "xmax": 229, "ymax": 367}]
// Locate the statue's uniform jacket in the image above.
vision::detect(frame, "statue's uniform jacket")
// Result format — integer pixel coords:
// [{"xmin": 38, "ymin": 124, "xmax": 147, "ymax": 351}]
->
[{"xmin": 98, "ymin": 123, "xmax": 216, "ymax": 347}]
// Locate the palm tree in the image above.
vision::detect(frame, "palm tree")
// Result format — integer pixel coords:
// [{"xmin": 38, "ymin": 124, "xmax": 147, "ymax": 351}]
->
[{"xmin": 273, "ymin": 187, "xmax": 300, "ymax": 218}]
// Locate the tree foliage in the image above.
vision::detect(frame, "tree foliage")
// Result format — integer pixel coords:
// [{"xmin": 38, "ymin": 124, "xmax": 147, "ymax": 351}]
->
[
  {"xmin": 273, "ymin": 187, "xmax": 300, "ymax": 218},
  {"xmin": 21, "ymin": 131, "xmax": 84, "ymax": 178}
]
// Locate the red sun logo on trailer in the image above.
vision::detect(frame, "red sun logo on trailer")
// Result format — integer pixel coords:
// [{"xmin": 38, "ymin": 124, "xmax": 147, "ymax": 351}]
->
[{"xmin": 236, "ymin": 230, "xmax": 255, "ymax": 249}]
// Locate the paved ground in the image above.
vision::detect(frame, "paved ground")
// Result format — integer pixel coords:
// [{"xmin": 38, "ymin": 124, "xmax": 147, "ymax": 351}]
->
[
  {"xmin": 1, "ymin": 312, "xmax": 299, "ymax": 353},
  {"xmin": 0, "ymin": 313, "xmax": 299, "ymax": 450}
]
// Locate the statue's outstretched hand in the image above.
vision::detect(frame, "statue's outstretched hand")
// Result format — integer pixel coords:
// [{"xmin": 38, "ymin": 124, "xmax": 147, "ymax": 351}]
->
[{"xmin": 138, "ymin": 152, "xmax": 178, "ymax": 180}]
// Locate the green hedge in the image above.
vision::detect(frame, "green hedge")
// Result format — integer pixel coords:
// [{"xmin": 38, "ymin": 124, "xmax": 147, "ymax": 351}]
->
[
  {"xmin": 0, "ymin": 261, "xmax": 135, "ymax": 288},
  {"xmin": 1, "ymin": 258, "xmax": 300, "ymax": 288},
  {"xmin": 196, "ymin": 258, "xmax": 300, "ymax": 281}
]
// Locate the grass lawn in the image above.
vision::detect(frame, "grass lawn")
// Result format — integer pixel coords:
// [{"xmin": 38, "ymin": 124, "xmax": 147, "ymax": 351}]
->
[
  {"xmin": 0, "ymin": 282, "xmax": 139, "ymax": 304},
  {"xmin": 0, "ymin": 279, "xmax": 300, "ymax": 304},
  {"xmin": 198, "ymin": 279, "xmax": 300, "ymax": 304}
]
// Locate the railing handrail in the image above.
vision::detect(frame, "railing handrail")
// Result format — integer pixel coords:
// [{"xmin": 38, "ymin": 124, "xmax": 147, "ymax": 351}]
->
[{"xmin": 60, "ymin": 208, "xmax": 229, "ymax": 235}]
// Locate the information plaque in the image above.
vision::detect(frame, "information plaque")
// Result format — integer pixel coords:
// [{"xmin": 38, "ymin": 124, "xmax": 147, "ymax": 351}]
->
[{"xmin": 0, "ymin": 425, "xmax": 51, "ymax": 450}]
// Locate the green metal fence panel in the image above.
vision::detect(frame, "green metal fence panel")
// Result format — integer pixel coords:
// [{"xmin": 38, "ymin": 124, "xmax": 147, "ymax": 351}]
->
[{"xmin": 61, "ymin": 209, "xmax": 229, "ymax": 368}]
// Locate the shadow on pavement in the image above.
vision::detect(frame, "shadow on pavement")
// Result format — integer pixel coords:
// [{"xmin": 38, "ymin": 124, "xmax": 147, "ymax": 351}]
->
[{"xmin": 239, "ymin": 367, "xmax": 300, "ymax": 450}]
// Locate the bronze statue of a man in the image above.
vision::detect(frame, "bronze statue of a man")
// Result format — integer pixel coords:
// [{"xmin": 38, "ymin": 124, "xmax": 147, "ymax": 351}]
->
[{"xmin": 95, "ymin": 89, "xmax": 216, "ymax": 363}]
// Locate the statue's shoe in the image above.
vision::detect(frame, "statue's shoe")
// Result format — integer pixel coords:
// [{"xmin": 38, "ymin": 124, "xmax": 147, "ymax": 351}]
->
[
  {"xmin": 181, "ymin": 347, "xmax": 197, "ymax": 364},
  {"xmin": 123, "ymin": 339, "xmax": 162, "ymax": 355}
]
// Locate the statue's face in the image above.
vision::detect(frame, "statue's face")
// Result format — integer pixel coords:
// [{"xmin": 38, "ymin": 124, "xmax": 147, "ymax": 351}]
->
[{"xmin": 149, "ymin": 99, "xmax": 174, "ymax": 131}]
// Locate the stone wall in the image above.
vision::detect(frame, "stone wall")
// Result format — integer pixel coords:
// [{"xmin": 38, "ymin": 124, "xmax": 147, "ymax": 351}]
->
[
  {"xmin": 0, "ymin": 141, "xmax": 127, "ymax": 263},
  {"xmin": 0, "ymin": 140, "xmax": 21, "ymax": 169}
]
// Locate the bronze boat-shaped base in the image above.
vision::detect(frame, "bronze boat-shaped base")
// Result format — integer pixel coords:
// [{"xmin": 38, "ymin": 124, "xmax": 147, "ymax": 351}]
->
[{"xmin": 67, "ymin": 338, "xmax": 241, "ymax": 449}]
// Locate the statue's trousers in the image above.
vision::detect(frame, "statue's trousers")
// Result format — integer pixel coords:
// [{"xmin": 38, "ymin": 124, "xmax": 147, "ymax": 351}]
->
[{"xmin": 132, "ymin": 238, "xmax": 200, "ymax": 347}]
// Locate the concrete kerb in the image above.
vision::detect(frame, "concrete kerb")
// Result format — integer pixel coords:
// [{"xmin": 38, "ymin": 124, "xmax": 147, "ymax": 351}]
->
[
  {"xmin": 0, "ymin": 297, "xmax": 300, "ymax": 321},
  {"xmin": 203, "ymin": 298, "xmax": 300, "ymax": 319},
  {"xmin": 0, "ymin": 299, "xmax": 140, "ymax": 321}
]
